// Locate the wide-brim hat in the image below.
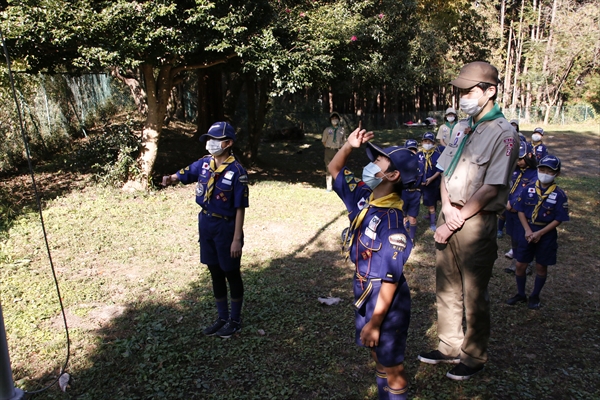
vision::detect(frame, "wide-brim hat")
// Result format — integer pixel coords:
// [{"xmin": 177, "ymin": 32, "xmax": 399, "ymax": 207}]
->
[
  {"xmin": 199, "ymin": 121, "xmax": 236, "ymax": 142},
  {"xmin": 450, "ymin": 61, "xmax": 500, "ymax": 89},
  {"xmin": 365, "ymin": 143, "xmax": 419, "ymax": 187},
  {"xmin": 445, "ymin": 107, "xmax": 457, "ymax": 115},
  {"xmin": 330, "ymin": 112, "xmax": 341, "ymax": 120}
]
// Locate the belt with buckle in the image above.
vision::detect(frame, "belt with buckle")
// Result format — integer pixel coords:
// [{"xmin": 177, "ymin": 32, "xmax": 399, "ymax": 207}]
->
[
  {"xmin": 451, "ymin": 203, "xmax": 494, "ymax": 216},
  {"xmin": 202, "ymin": 209, "xmax": 231, "ymax": 221},
  {"xmin": 528, "ymin": 220, "xmax": 548, "ymax": 226}
]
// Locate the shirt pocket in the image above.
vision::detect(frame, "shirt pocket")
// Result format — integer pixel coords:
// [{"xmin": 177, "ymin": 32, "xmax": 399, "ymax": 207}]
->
[
  {"xmin": 465, "ymin": 153, "xmax": 491, "ymax": 199},
  {"xmin": 216, "ymin": 172, "xmax": 235, "ymax": 192}
]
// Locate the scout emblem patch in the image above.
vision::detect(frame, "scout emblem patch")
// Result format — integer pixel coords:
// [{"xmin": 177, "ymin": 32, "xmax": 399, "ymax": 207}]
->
[
  {"xmin": 195, "ymin": 183, "xmax": 204, "ymax": 197},
  {"xmin": 503, "ymin": 137, "xmax": 514, "ymax": 156},
  {"xmin": 239, "ymin": 174, "xmax": 249, "ymax": 184},
  {"xmin": 388, "ymin": 234, "xmax": 407, "ymax": 251},
  {"xmin": 357, "ymin": 197, "xmax": 368, "ymax": 210},
  {"xmin": 202, "ymin": 162, "xmax": 210, "ymax": 170}
]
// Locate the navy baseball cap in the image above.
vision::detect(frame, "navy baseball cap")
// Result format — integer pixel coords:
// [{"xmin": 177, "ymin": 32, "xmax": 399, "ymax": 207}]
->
[
  {"xmin": 533, "ymin": 127, "xmax": 544, "ymax": 136},
  {"xmin": 365, "ymin": 143, "xmax": 419, "ymax": 186},
  {"xmin": 518, "ymin": 139, "xmax": 527, "ymax": 158},
  {"xmin": 422, "ymin": 132, "xmax": 435, "ymax": 141},
  {"xmin": 538, "ymin": 155, "xmax": 561, "ymax": 172},
  {"xmin": 199, "ymin": 121, "xmax": 236, "ymax": 142},
  {"xmin": 404, "ymin": 139, "xmax": 418, "ymax": 150}
]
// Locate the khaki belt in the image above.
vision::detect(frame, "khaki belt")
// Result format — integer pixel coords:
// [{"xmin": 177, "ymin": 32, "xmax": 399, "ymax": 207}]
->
[
  {"xmin": 451, "ymin": 203, "xmax": 494, "ymax": 216},
  {"xmin": 405, "ymin": 188, "xmax": 421, "ymax": 192},
  {"xmin": 202, "ymin": 209, "xmax": 231, "ymax": 221}
]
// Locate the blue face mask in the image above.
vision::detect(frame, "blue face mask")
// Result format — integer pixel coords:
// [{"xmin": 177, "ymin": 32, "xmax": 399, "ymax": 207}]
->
[{"xmin": 362, "ymin": 162, "xmax": 383, "ymax": 189}]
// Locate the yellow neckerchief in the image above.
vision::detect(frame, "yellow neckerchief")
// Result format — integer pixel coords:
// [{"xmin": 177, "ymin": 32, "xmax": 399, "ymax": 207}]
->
[
  {"xmin": 204, "ymin": 155, "xmax": 235, "ymax": 203},
  {"xmin": 510, "ymin": 167, "xmax": 526, "ymax": 194},
  {"xmin": 531, "ymin": 180, "xmax": 557, "ymax": 222},
  {"xmin": 532, "ymin": 140, "xmax": 542, "ymax": 147},
  {"xmin": 343, "ymin": 192, "xmax": 404, "ymax": 257},
  {"xmin": 422, "ymin": 147, "xmax": 436, "ymax": 172}
]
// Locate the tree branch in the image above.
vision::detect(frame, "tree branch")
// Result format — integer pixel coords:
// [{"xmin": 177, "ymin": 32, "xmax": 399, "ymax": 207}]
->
[{"xmin": 171, "ymin": 53, "xmax": 237, "ymax": 77}]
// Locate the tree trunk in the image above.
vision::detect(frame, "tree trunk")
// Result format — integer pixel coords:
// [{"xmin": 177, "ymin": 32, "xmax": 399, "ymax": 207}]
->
[
  {"xmin": 245, "ymin": 76, "xmax": 269, "ymax": 163},
  {"xmin": 132, "ymin": 63, "xmax": 173, "ymax": 189}
]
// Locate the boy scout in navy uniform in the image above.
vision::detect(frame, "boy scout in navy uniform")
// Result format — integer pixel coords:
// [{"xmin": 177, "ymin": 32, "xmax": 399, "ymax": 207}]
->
[
  {"xmin": 506, "ymin": 155, "xmax": 569, "ymax": 310},
  {"xmin": 418, "ymin": 62, "xmax": 519, "ymax": 380},
  {"xmin": 419, "ymin": 132, "xmax": 444, "ymax": 232},
  {"xmin": 329, "ymin": 128, "xmax": 419, "ymax": 399},
  {"xmin": 531, "ymin": 127, "xmax": 548, "ymax": 161},
  {"xmin": 162, "ymin": 122, "xmax": 249, "ymax": 338},
  {"xmin": 402, "ymin": 139, "xmax": 424, "ymax": 241}
]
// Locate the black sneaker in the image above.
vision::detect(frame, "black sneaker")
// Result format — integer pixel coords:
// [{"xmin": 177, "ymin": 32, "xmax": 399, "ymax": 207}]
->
[
  {"xmin": 505, "ymin": 294, "xmax": 527, "ymax": 305},
  {"xmin": 528, "ymin": 295, "xmax": 541, "ymax": 310},
  {"xmin": 446, "ymin": 363, "xmax": 484, "ymax": 381},
  {"xmin": 203, "ymin": 318, "xmax": 227, "ymax": 336},
  {"xmin": 417, "ymin": 350, "xmax": 460, "ymax": 365},
  {"xmin": 216, "ymin": 319, "xmax": 241, "ymax": 338},
  {"xmin": 504, "ymin": 260, "xmax": 516, "ymax": 274}
]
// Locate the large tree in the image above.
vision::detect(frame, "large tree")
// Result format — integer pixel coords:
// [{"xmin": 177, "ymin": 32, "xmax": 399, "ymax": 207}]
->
[{"xmin": 1, "ymin": 0, "xmax": 271, "ymax": 187}]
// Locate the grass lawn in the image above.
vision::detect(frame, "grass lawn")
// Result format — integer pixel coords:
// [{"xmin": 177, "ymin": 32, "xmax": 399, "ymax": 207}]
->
[{"xmin": 0, "ymin": 122, "xmax": 598, "ymax": 399}]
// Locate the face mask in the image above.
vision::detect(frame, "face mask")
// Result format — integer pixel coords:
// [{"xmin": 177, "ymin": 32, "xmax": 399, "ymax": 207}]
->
[
  {"xmin": 423, "ymin": 143, "xmax": 434, "ymax": 151},
  {"xmin": 532, "ymin": 133, "xmax": 542, "ymax": 142},
  {"xmin": 459, "ymin": 90, "xmax": 489, "ymax": 116},
  {"xmin": 206, "ymin": 139, "xmax": 226, "ymax": 156},
  {"xmin": 362, "ymin": 162, "xmax": 383, "ymax": 189},
  {"xmin": 331, "ymin": 119, "xmax": 339, "ymax": 126},
  {"xmin": 446, "ymin": 116, "xmax": 455, "ymax": 123},
  {"xmin": 538, "ymin": 172, "xmax": 555, "ymax": 184}
]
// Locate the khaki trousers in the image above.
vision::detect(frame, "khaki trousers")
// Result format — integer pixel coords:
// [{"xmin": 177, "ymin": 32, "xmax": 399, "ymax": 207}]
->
[
  {"xmin": 324, "ymin": 148, "xmax": 338, "ymax": 190},
  {"xmin": 436, "ymin": 212, "xmax": 497, "ymax": 368}
]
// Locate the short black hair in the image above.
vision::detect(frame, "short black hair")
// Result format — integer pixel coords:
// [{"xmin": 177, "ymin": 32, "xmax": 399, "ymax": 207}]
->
[
  {"xmin": 476, "ymin": 82, "xmax": 498, "ymax": 101},
  {"xmin": 384, "ymin": 162, "xmax": 405, "ymax": 194}
]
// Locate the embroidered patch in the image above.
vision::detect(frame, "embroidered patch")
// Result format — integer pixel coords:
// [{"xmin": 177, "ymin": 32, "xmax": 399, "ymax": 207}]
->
[
  {"xmin": 349, "ymin": 183, "xmax": 357, "ymax": 192},
  {"xmin": 222, "ymin": 179, "xmax": 232, "ymax": 186},
  {"xmin": 202, "ymin": 162, "xmax": 210, "ymax": 170},
  {"xmin": 504, "ymin": 137, "xmax": 514, "ymax": 156},
  {"xmin": 357, "ymin": 197, "xmax": 368, "ymax": 210},
  {"xmin": 386, "ymin": 273, "xmax": 394, "ymax": 279},
  {"xmin": 548, "ymin": 192, "xmax": 557, "ymax": 199},
  {"xmin": 450, "ymin": 131, "xmax": 463, "ymax": 147},
  {"xmin": 562, "ymin": 202, "xmax": 568, "ymax": 208},
  {"xmin": 179, "ymin": 169, "xmax": 185, "ymax": 174},
  {"xmin": 368, "ymin": 216, "xmax": 381, "ymax": 231},
  {"xmin": 239, "ymin": 174, "xmax": 249, "ymax": 184},
  {"xmin": 344, "ymin": 170, "xmax": 352, "ymax": 175},
  {"xmin": 388, "ymin": 234, "xmax": 407, "ymax": 251},
  {"xmin": 528, "ymin": 187, "xmax": 536, "ymax": 193},
  {"xmin": 224, "ymin": 171, "xmax": 235, "ymax": 180},
  {"xmin": 361, "ymin": 250, "xmax": 372, "ymax": 260},
  {"xmin": 185, "ymin": 166, "xmax": 190, "ymax": 170},
  {"xmin": 195, "ymin": 184, "xmax": 204, "ymax": 197},
  {"xmin": 345, "ymin": 174, "xmax": 354, "ymax": 183},
  {"xmin": 547, "ymin": 199, "xmax": 556, "ymax": 204}
]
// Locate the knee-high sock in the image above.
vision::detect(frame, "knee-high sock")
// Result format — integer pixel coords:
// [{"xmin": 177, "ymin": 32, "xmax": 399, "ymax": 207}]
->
[
  {"xmin": 409, "ymin": 224, "xmax": 417, "ymax": 241},
  {"xmin": 530, "ymin": 274, "xmax": 547, "ymax": 297},
  {"xmin": 376, "ymin": 370, "xmax": 388, "ymax": 400},
  {"xmin": 516, "ymin": 275, "xmax": 526, "ymax": 297},
  {"xmin": 386, "ymin": 385, "xmax": 408, "ymax": 400}
]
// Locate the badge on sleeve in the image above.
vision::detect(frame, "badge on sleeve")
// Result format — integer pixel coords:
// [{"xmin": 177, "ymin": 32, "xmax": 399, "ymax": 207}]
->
[
  {"xmin": 202, "ymin": 162, "xmax": 210, "ymax": 170},
  {"xmin": 504, "ymin": 137, "xmax": 514, "ymax": 156},
  {"xmin": 239, "ymin": 174, "xmax": 249, "ymax": 184},
  {"xmin": 388, "ymin": 234, "xmax": 407, "ymax": 251},
  {"xmin": 357, "ymin": 197, "xmax": 368, "ymax": 210}
]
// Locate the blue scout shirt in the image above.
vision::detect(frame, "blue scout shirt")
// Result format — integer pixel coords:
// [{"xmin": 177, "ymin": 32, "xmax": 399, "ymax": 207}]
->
[
  {"xmin": 514, "ymin": 181, "xmax": 569, "ymax": 226},
  {"xmin": 419, "ymin": 146, "xmax": 444, "ymax": 180},
  {"xmin": 176, "ymin": 155, "xmax": 249, "ymax": 217},
  {"xmin": 533, "ymin": 143, "xmax": 548, "ymax": 161},
  {"xmin": 508, "ymin": 167, "xmax": 538, "ymax": 205}
]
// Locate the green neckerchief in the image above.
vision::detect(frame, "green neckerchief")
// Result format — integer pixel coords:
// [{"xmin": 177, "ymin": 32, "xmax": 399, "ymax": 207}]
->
[
  {"xmin": 444, "ymin": 104, "xmax": 505, "ymax": 178},
  {"xmin": 331, "ymin": 125, "xmax": 339, "ymax": 142},
  {"xmin": 445, "ymin": 121, "xmax": 457, "ymax": 130}
]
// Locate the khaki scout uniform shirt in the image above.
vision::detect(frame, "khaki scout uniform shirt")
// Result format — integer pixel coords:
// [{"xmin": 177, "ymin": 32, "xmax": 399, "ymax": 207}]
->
[
  {"xmin": 437, "ymin": 117, "xmax": 519, "ymax": 213},
  {"xmin": 436, "ymin": 122, "xmax": 457, "ymax": 143},
  {"xmin": 322, "ymin": 126, "xmax": 346, "ymax": 149}
]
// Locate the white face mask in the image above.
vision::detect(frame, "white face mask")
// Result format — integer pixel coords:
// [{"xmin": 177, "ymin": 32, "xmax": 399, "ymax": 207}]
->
[
  {"xmin": 459, "ymin": 90, "xmax": 489, "ymax": 116},
  {"xmin": 331, "ymin": 119, "xmax": 339, "ymax": 126},
  {"xmin": 422, "ymin": 143, "xmax": 434, "ymax": 151},
  {"xmin": 206, "ymin": 139, "xmax": 226, "ymax": 156},
  {"xmin": 532, "ymin": 133, "xmax": 542, "ymax": 142},
  {"xmin": 537, "ymin": 172, "xmax": 555, "ymax": 184},
  {"xmin": 446, "ymin": 116, "xmax": 455, "ymax": 123},
  {"xmin": 362, "ymin": 162, "xmax": 383, "ymax": 189}
]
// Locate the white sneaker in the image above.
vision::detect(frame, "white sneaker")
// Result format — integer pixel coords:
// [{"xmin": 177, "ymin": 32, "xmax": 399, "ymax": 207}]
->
[{"xmin": 504, "ymin": 249, "xmax": 513, "ymax": 259}]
